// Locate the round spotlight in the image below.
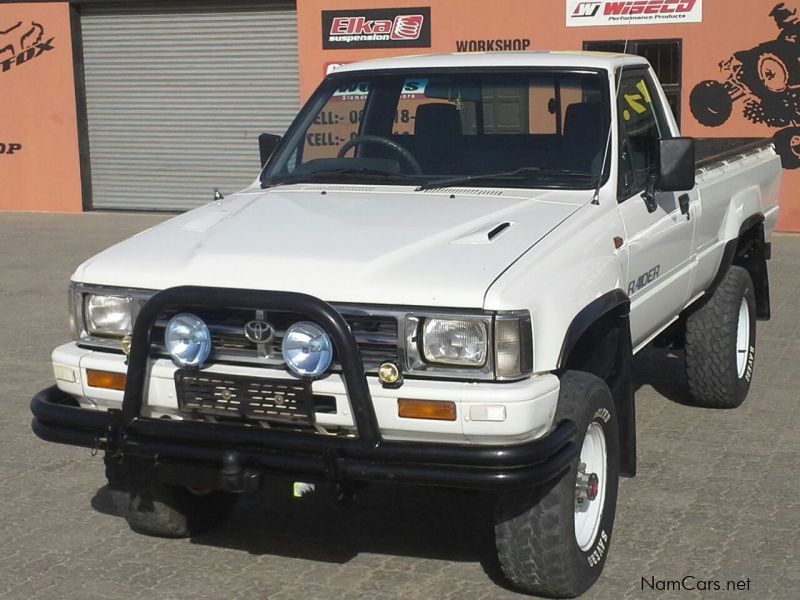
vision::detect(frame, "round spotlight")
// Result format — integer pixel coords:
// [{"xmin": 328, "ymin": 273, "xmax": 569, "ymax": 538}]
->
[
  {"xmin": 282, "ymin": 321, "xmax": 333, "ymax": 378},
  {"xmin": 378, "ymin": 362, "xmax": 401, "ymax": 386},
  {"xmin": 165, "ymin": 313, "xmax": 211, "ymax": 368},
  {"xmin": 120, "ymin": 335, "xmax": 132, "ymax": 356}
]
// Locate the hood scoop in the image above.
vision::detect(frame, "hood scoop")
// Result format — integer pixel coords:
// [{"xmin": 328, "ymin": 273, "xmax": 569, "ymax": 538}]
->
[{"xmin": 451, "ymin": 221, "xmax": 514, "ymax": 245}]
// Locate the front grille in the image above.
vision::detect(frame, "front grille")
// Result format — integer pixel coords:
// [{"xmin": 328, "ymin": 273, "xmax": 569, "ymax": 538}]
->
[
  {"xmin": 152, "ymin": 308, "xmax": 399, "ymax": 371},
  {"xmin": 176, "ymin": 371, "xmax": 315, "ymax": 426}
]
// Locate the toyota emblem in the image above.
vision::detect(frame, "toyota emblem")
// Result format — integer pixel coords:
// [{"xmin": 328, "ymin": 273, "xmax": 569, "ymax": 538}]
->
[{"xmin": 244, "ymin": 319, "xmax": 275, "ymax": 344}]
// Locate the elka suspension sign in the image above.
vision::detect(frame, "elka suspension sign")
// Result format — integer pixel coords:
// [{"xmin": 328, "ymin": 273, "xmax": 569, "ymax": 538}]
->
[
  {"xmin": 566, "ymin": 0, "xmax": 702, "ymax": 27},
  {"xmin": 322, "ymin": 7, "xmax": 431, "ymax": 49}
]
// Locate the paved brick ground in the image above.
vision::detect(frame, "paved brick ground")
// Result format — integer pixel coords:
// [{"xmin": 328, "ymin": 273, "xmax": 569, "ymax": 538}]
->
[{"xmin": 1, "ymin": 213, "xmax": 797, "ymax": 600}]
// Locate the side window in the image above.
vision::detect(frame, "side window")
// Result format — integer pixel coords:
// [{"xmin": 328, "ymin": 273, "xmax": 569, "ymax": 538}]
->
[{"xmin": 617, "ymin": 72, "xmax": 664, "ymax": 199}]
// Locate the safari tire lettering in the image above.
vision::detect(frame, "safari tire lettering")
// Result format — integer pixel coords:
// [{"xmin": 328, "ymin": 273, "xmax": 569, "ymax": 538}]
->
[
  {"xmin": 745, "ymin": 345, "xmax": 755, "ymax": 383},
  {"xmin": 587, "ymin": 529, "xmax": 609, "ymax": 567}
]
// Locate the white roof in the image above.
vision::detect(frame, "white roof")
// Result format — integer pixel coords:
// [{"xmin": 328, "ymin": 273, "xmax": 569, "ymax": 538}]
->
[{"xmin": 335, "ymin": 51, "xmax": 649, "ymax": 74}]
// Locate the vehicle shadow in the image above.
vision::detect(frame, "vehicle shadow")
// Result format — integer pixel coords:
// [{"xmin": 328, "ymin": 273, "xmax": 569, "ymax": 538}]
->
[
  {"xmin": 91, "ymin": 484, "xmax": 128, "ymax": 517},
  {"xmin": 199, "ymin": 482, "xmax": 502, "ymax": 567},
  {"xmin": 91, "ymin": 479, "xmax": 512, "ymax": 586},
  {"xmin": 632, "ymin": 345, "xmax": 696, "ymax": 406}
]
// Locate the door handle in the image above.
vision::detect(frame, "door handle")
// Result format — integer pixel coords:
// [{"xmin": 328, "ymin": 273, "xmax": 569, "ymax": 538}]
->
[{"xmin": 678, "ymin": 194, "xmax": 691, "ymax": 220}]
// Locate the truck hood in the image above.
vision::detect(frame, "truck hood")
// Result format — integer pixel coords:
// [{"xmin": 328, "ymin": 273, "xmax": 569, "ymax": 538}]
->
[{"xmin": 76, "ymin": 184, "xmax": 585, "ymax": 308}]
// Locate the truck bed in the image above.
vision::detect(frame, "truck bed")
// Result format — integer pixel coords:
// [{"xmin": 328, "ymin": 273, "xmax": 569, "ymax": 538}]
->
[{"xmin": 696, "ymin": 138, "xmax": 773, "ymax": 169}]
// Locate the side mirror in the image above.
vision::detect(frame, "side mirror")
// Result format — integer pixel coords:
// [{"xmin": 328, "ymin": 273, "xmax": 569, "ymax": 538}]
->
[
  {"xmin": 259, "ymin": 133, "xmax": 282, "ymax": 167},
  {"xmin": 657, "ymin": 137, "xmax": 695, "ymax": 192}
]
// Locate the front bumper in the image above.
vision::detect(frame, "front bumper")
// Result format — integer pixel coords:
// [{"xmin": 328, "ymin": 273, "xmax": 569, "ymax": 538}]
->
[
  {"xmin": 31, "ymin": 286, "xmax": 578, "ymax": 491},
  {"xmin": 32, "ymin": 385, "xmax": 577, "ymax": 491}
]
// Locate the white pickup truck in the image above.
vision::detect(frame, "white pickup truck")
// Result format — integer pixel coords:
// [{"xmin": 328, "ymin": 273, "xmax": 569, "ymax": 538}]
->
[{"xmin": 32, "ymin": 52, "xmax": 781, "ymax": 597}]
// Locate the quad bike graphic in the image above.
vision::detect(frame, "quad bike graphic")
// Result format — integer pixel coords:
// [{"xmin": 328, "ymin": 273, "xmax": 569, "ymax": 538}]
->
[{"xmin": 690, "ymin": 2, "xmax": 800, "ymax": 168}]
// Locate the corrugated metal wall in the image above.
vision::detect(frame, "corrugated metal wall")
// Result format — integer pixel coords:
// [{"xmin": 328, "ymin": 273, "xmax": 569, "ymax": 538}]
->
[{"xmin": 80, "ymin": 1, "xmax": 299, "ymax": 210}]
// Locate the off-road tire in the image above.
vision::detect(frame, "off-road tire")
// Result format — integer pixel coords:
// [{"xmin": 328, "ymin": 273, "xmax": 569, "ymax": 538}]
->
[
  {"xmin": 685, "ymin": 265, "xmax": 756, "ymax": 408},
  {"xmin": 126, "ymin": 478, "xmax": 236, "ymax": 538},
  {"xmin": 494, "ymin": 371, "xmax": 620, "ymax": 598}
]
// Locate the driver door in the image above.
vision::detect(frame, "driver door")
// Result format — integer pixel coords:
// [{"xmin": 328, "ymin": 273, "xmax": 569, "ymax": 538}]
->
[{"xmin": 616, "ymin": 69, "xmax": 696, "ymax": 348}]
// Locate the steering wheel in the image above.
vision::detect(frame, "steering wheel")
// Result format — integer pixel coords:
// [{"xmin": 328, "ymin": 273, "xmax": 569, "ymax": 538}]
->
[{"xmin": 337, "ymin": 134, "xmax": 423, "ymax": 174}]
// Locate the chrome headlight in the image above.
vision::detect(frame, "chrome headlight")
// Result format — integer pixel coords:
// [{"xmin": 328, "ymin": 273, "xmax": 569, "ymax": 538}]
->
[
  {"xmin": 406, "ymin": 312, "xmax": 532, "ymax": 380},
  {"xmin": 282, "ymin": 321, "xmax": 333, "ymax": 378},
  {"xmin": 165, "ymin": 313, "xmax": 212, "ymax": 368},
  {"xmin": 421, "ymin": 318, "xmax": 487, "ymax": 367},
  {"xmin": 85, "ymin": 294, "xmax": 134, "ymax": 337},
  {"xmin": 70, "ymin": 284, "xmax": 154, "ymax": 345}
]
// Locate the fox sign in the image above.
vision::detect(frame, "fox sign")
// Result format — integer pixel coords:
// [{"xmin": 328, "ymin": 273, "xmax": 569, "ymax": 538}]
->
[{"xmin": 566, "ymin": 0, "xmax": 703, "ymax": 27}]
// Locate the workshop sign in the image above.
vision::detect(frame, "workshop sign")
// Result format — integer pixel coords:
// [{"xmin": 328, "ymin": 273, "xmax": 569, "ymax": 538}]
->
[{"xmin": 566, "ymin": 0, "xmax": 702, "ymax": 27}]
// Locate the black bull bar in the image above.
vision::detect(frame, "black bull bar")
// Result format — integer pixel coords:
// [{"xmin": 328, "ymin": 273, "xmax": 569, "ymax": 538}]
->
[{"xmin": 31, "ymin": 286, "xmax": 578, "ymax": 491}]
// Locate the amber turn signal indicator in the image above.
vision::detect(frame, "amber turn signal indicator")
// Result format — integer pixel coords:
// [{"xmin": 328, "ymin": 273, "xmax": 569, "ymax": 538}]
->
[
  {"xmin": 398, "ymin": 399, "xmax": 457, "ymax": 421},
  {"xmin": 86, "ymin": 369, "xmax": 127, "ymax": 391}
]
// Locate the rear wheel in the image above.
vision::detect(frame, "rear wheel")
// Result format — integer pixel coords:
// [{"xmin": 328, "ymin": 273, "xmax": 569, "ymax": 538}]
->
[
  {"xmin": 494, "ymin": 371, "xmax": 620, "ymax": 598},
  {"xmin": 685, "ymin": 265, "xmax": 756, "ymax": 408}
]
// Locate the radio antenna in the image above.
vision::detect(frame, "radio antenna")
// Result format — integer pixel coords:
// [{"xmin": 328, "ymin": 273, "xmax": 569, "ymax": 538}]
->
[{"xmin": 591, "ymin": 10, "xmax": 634, "ymax": 205}]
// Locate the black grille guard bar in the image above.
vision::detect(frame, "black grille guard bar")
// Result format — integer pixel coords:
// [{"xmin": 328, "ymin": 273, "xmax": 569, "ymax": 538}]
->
[
  {"xmin": 31, "ymin": 286, "xmax": 579, "ymax": 491},
  {"xmin": 124, "ymin": 286, "xmax": 382, "ymax": 448}
]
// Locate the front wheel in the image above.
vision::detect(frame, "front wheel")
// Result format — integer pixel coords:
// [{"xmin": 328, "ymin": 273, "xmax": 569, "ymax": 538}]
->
[
  {"xmin": 494, "ymin": 371, "xmax": 620, "ymax": 598},
  {"xmin": 125, "ymin": 477, "xmax": 236, "ymax": 538}
]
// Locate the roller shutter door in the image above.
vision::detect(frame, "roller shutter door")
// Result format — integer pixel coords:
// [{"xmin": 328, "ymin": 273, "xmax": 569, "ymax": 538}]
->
[{"xmin": 80, "ymin": 1, "xmax": 299, "ymax": 210}]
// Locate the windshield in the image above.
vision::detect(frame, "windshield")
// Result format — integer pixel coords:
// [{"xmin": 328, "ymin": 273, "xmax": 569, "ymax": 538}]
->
[{"xmin": 261, "ymin": 69, "xmax": 610, "ymax": 190}]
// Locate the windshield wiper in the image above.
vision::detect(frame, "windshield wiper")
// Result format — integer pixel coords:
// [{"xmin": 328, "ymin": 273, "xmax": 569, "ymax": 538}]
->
[
  {"xmin": 263, "ymin": 168, "xmax": 417, "ymax": 189},
  {"xmin": 416, "ymin": 167, "xmax": 595, "ymax": 191}
]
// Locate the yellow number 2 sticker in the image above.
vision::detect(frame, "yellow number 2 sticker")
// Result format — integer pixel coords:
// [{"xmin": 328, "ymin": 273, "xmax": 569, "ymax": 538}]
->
[{"xmin": 622, "ymin": 79, "xmax": 653, "ymax": 121}]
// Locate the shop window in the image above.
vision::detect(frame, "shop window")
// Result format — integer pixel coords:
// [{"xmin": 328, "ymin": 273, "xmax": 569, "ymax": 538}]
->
[{"xmin": 583, "ymin": 39, "xmax": 681, "ymax": 126}]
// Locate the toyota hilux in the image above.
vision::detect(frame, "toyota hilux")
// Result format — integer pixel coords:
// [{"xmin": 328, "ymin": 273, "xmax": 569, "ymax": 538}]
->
[{"xmin": 31, "ymin": 52, "xmax": 782, "ymax": 597}]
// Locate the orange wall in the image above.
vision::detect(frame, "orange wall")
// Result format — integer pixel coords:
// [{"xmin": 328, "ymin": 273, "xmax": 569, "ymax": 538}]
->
[
  {"xmin": 2, "ymin": 1, "xmax": 797, "ymax": 229},
  {"xmin": 0, "ymin": 2, "xmax": 81, "ymax": 212},
  {"xmin": 297, "ymin": 0, "xmax": 799, "ymax": 231}
]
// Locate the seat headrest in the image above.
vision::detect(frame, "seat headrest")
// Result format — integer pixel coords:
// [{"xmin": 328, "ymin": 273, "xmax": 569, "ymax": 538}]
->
[
  {"xmin": 564, "ymin": 102, "xmax": 602, "ymax": 138},
  {"xmin": 415, "ymin": 103, "xmax": 462, "ymax": 138}
]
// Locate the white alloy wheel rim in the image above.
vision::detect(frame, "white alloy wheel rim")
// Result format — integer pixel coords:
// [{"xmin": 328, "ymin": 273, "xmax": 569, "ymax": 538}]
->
[
  {"xmin": 736, "ymin": 297, "xmax": 750, "ymax": 379},
  {"xmin": 574, "ymin": 422, "xmax": 607, "ymax": 551}
]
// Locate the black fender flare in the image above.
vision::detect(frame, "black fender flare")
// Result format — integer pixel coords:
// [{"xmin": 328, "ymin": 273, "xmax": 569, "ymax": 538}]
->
[
  {"xmin": 558, "ymin": 289, "xmax": 637, "ymax": 477},
  {"xmin": 557, "ymin": 289, "xmax": 630, "ymax": 369},
  {"xmin": 705, "ymin": 213, "xmax": 770, "ymax": 319}
]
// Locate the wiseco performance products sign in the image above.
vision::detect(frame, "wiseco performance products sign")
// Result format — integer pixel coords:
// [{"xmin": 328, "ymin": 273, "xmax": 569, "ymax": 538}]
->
[
  {"xmin": 566, "ymin": 0, "xmax": 702, "ymax": 27},
  {"xmin": 322, "ymin": 7, "xmax": 431, "ymax": 49}
]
